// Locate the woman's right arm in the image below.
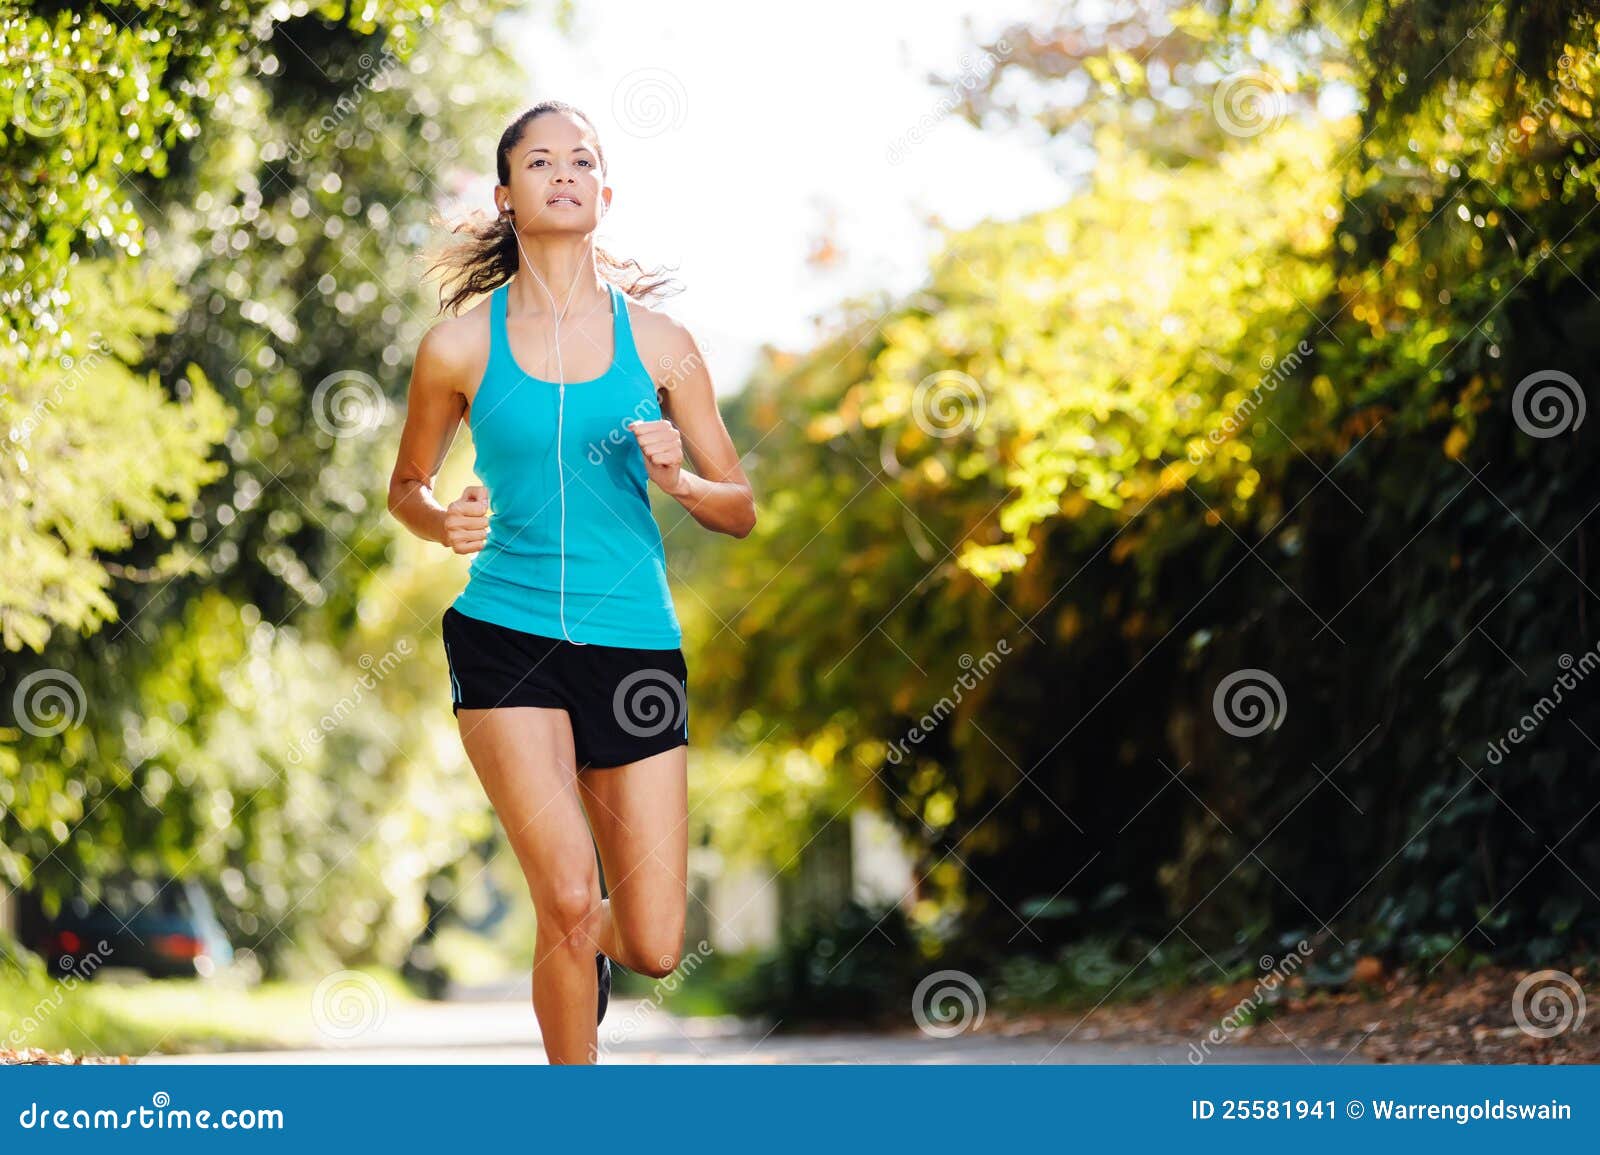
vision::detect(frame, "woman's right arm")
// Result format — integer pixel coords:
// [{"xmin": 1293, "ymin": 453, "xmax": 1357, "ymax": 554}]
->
[{"xmin": 386, "ymin": 323, "xmax": 488, "ymax": 554}]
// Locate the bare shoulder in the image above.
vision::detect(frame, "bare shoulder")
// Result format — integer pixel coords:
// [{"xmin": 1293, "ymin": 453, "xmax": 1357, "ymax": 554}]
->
[
  {"xmin": 414, "ymin": 296, "xmax": 493, "ymax": 400},
  {"xmin": 622, "ymin": 289, "xmax": 703, "ymax": 378}
]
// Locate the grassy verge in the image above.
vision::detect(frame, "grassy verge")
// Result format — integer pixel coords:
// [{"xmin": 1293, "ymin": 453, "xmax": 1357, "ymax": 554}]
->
[{"xmin": 1, "ymin": 956, "xmax": 415, "ymax": 1059}]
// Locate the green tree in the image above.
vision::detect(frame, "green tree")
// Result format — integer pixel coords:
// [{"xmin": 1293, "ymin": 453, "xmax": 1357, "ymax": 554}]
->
[
  {"xmin": 684, "ymin": 0, "xmax": 1600, "ymax": 974},
  {"xmin": 2, "ymin": 0, "xmax": 524, "ymax": 973}
]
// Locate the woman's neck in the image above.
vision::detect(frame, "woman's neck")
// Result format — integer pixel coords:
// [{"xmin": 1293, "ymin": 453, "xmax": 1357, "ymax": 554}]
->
[{"xmin": 507, "ymin": 237, "xmax": 604, "ymax": 318}]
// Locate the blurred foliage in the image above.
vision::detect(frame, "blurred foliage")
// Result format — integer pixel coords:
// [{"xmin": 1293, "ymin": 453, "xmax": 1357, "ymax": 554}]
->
[
  {"xmin": 947, "ymin": 1, "xmax": 1342, "ymax": 168},
  {"xmin": 726, "ymin": 900, "xmax": 925, "ymax": 1027},
  {"xmin": 2, "ymin": 0, "xmax": 522, "ymax": 975},
  {"xmin": 991, "ymin": 932, "xmax": 1215, "ymax": 1008},
  {"xmin": 684, "ymin": 0, "xmax": 1600, "ymax": 978},
  {"xmin": 1, "ymin": 260, "xmax": 231, "ymax": 650},
  {"xmin": 2, "ymin": 0, "xmax": 254, "ymax": 351}
]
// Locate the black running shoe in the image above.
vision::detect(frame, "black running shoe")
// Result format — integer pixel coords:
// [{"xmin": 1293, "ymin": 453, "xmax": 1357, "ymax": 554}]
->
[{"xmin": 596, "ymin": 951, "xmax": 612, "ymax": 1025}]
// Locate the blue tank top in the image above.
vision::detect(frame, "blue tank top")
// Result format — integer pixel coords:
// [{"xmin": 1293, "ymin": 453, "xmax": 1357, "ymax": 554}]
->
[{"xmin": 450, "ymin": 278, "xmax": 682, "ymax": 648}]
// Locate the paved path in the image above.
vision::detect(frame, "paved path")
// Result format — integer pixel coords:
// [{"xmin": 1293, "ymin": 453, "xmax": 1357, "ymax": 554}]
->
[{"xmin": 141, "ymin": 980, "xmax": 1339, "ymax": 1065}]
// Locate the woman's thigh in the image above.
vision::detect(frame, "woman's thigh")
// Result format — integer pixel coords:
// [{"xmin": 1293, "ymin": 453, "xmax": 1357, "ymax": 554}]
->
[
  {"xmin": 456, "ymin": 705, "xmax": 597, "ymax": 909},
  {"xmin": 577, "ymin": 743, "xmax": 689, "ymax": 968}
]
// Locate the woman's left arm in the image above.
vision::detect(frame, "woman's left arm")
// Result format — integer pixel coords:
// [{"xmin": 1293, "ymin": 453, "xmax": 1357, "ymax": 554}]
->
[{"xmin": 628, "ymin": 309, "xmax": 757, "ymax": 538}]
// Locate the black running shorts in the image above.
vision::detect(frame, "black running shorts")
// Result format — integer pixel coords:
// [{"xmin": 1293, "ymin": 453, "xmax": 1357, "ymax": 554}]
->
[{"xmin": 441, "ymin": 605, "xmax": 689, "ymax": 771}]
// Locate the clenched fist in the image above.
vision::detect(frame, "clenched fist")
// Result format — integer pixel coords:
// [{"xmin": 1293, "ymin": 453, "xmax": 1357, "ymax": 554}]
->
[
  {"xmin": 443, "ymin": 484, "xmax": 489, "ymax": 554},
  {"xmin": 628, "ymin": 418, "xmax": 684, "ymax": 495}
]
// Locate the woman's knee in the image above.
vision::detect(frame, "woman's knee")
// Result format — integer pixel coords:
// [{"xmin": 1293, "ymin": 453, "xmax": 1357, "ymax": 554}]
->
[{"xmin": 533, "ymin": 877, "xmax": 602, "ymax": 950}]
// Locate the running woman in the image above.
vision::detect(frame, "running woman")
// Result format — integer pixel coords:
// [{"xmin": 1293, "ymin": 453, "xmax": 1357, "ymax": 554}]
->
[{"xmin": 387, "ymin": 100, "xmax": 756, "ymax": 1065}]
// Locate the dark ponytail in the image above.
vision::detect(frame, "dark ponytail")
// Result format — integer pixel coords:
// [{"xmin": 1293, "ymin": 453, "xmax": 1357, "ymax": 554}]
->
[{"xmin": 425, "ymin": 100, "xmax": 681, "ymax": 314}]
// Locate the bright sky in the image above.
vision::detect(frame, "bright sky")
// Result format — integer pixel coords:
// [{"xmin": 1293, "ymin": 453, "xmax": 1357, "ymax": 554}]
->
[{"xmin": 466, "ymin": 0, "xmax": 1069, "ymax": 392}]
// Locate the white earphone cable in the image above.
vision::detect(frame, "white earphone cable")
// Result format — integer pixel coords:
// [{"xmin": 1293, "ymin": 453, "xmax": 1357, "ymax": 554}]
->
[{"xmin": 504, "ymin": 203, "xmax": 594, "ymax": 646}]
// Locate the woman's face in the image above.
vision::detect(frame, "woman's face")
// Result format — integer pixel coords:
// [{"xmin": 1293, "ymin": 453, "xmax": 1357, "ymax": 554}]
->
[{"xmin": 499, "ymin": 111, "xmax": 608, "ymax": 234}]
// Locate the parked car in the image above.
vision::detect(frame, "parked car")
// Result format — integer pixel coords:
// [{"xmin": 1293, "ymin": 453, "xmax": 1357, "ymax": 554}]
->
[{"xmin": 18, "ymin": 874, "xmax": 235, "ymax": 980}]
